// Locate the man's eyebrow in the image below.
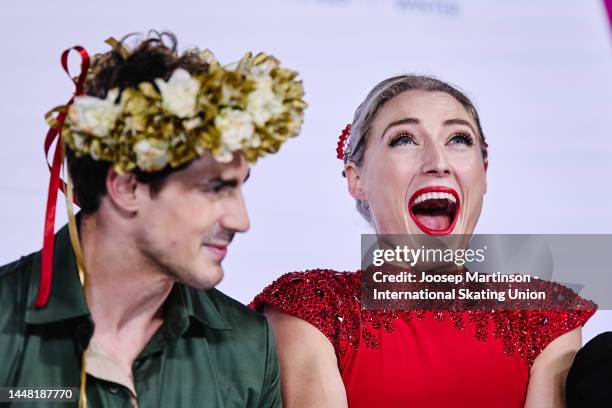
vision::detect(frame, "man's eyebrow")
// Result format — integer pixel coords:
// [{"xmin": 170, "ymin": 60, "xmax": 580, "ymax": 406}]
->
[
  {"xmin": 209, "ymin": 169, "xmax": 250, "ymax": 187},
  {"xmin": 207, "ymin": 177, "xmax": 239, "ymax": 188},
  {"xmin": 381, "ymin": 118, "xmax": 420, "ymax": 139},
  {"xmin": 443, "ymin": 118, "xmax": 476, "ymax": 134}
]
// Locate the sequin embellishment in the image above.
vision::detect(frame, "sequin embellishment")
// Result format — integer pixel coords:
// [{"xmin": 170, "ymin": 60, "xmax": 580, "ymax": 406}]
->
[{"xmin": 250, "ymin": 270, "xmax": 596, "ymax": 367}]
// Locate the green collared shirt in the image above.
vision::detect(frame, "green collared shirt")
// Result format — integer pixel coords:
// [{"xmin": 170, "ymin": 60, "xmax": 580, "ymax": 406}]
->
[{"xmin": 0, "ymin": 224, "xmax": 281, "ymax": 407}]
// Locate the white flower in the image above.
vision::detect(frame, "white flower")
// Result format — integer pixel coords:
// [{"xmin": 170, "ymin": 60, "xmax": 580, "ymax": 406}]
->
[
  {"xmin": 133, "ymin": 138, "xmax": 170, "ymax": 171},
  {"xmin": 214, "ymin": 108, "xmax": 254, "ymax": 161},
  {"xmin": 247, "ymin": 76, "xmax": 284, "ymax": 126},
  {"xmin": 68, "ymin": 89, "xmax": 121, "ymax": 137},
  {"xmin": 155, "ymin": 68, "xmax": 200, "ymax": 118}
]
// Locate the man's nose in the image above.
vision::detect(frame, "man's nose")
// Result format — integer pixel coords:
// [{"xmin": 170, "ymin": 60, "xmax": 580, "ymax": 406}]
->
[{"xmin": 220, "ymin": 189, "xmax": 250, "ymax": 234}]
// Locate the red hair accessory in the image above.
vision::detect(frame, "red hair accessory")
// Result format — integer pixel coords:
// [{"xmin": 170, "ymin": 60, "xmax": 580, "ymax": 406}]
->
[
  {"xmin": 336, "ymin": 124, "xmax": 351, "ymax": 160},
  {"xmin": 37, "ymin": 46, "xmax": 90, "ymax": 308}
]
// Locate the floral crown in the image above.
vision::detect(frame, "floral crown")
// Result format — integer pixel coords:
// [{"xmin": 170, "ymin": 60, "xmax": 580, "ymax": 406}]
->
[{"xmin": 50, "ymin": 47, "xmax": 307, "ymax": 173}]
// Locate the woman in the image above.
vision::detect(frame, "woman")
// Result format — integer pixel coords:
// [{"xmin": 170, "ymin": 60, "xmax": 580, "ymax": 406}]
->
[{"xmin": 251, "ymin": 75, "xmax": 595, "ymax": 407}]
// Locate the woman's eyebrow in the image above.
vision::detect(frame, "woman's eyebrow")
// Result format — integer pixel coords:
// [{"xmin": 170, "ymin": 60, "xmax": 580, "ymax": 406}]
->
[
  {"xmin": 381, "ymin": 117, "xmax": 420, "ymax": 139},
  {"xmin": 443, "ymin": 118, "xmax": 476, "ymax": 134},
  {"xmin": 381, "ymin": 117, "xmax": 476, "ymax": 139}
]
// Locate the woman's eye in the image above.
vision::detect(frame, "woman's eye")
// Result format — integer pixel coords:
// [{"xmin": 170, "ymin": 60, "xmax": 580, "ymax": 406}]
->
[
  {"xmin": 448, "ymin": 133, "xmax": 474, "ymax": 146},
  {"xmin": 389, "ymin": 134, "xmax": 416, "ymax": 147}
]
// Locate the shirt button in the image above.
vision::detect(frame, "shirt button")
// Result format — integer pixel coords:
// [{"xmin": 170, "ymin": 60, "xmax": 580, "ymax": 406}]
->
[{"xmin": 109, "ymin": 386, "xmax": 119, "ymax": 394}]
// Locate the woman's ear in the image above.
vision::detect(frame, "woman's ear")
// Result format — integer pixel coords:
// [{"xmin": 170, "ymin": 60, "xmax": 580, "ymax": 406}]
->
[
  {"xmin": 105, "ymin": 168, "xmax": 140, "ymax": 212},
  {"xmin": 345, "ymin": 162, "xmax": 367, "ymax": 201},
  {"xmin": 483, "ymin": 158, "xmax": 488, "ymax": 194}
]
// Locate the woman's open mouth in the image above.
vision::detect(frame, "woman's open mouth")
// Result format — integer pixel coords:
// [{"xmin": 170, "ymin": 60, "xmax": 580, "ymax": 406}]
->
[{"xmin": 408, "ymin": 186, "xmax": 460, "ymax": 235}]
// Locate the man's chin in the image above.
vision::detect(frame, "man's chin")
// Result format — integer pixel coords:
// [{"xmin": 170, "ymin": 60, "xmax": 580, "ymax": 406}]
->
[{"xmin": 181, "ymin": 265, "xmax": 224, "ymax": 290}]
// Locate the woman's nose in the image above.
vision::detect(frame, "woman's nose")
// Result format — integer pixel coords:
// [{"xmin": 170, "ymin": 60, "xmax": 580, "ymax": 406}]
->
[{"xmin": 420, "ymin": 143, "xmax": 451, "ymax": 176}]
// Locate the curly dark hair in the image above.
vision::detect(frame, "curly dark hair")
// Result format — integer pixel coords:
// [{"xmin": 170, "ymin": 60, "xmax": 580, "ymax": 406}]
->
[{"xmin": 67, "ymin": 31, "xmax": 209, "ymax": 213}]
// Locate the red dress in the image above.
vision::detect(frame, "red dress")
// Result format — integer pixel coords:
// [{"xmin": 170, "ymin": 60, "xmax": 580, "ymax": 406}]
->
[{"xmin": 250, "ymin": 270, "xmax": 596, "ymax": 408}]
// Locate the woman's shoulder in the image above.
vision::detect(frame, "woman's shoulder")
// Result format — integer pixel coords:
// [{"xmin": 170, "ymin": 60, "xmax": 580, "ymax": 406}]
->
[
  {"xmin": 251, "ymin": 270, "xmax": 361, "ymax": 307},
  {"xmin": 250, "ymin": 269, "xmax": 362, "ymax": 355},
  {"xmin": 503, "ymin": 277, "xmax": 597, "ymax": 332},
  {"xmin": 487, "ymin": 277, "xmax": 597, "ymax": 367}
]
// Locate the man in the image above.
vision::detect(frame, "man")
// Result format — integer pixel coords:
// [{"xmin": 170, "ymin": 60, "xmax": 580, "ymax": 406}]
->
[{"xmin": 0, "ymin": 33, "xmax": 306, "ymax": 407}]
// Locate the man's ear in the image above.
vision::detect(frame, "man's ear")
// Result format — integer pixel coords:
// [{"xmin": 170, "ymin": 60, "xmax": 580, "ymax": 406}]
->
[
  {"xmin": 345, "ymin": 162, "xmax": 367, "ymax": 201},
  {"xmin": 105, "ymin": 168, "xmax": 141, "ymax": 212}
]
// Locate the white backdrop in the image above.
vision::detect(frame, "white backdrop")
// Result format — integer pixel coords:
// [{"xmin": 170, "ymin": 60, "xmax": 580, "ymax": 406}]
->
[{"xmin": 1, "ymin": 0, "xmax": 611, "ymax": 341}]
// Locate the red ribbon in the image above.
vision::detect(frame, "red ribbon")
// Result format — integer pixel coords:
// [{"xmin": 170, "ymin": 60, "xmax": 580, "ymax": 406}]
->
[{"xmin": 35, "ymin": 46, "xmax": 90, "ymax": 308}]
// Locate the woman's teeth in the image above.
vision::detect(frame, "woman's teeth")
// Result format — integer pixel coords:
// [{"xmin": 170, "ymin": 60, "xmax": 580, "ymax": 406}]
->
[{"xmin": 413, "ymin": 191, "xmax": 456, "ymax": 204}]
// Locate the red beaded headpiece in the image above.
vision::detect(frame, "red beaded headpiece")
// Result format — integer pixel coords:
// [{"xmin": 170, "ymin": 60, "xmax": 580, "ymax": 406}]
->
[{"xmin": 336, "ymin": 123, "xmax": 351, "ymax": 160}]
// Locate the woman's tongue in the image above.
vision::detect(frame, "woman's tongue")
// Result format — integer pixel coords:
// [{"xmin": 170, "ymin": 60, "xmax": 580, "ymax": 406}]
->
[{"xmin": 415, "ymin": 213, "xmax": 451, "ymax": 230}]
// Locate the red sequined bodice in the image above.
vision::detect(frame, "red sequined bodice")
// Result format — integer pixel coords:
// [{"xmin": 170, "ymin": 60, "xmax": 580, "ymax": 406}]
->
[{"xmin": 251, "ymin": 270, "xmax": 595, "ymax": 408}]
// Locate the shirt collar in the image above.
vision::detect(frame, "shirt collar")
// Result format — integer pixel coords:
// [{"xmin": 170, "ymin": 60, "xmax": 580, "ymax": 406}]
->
[
  {"xmin": 25, "ymin": 223, "xmax": 90, "ymax": 325},
  {"xmin": 172, "ymin": 284, "xmax": 233, "ymax": 332}
]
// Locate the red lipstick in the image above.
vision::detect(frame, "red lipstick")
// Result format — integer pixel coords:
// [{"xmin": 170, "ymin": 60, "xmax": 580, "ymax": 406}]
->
[{"xmin": 408, "ymin": 186, "xmax": 460, "ymax": 235}]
